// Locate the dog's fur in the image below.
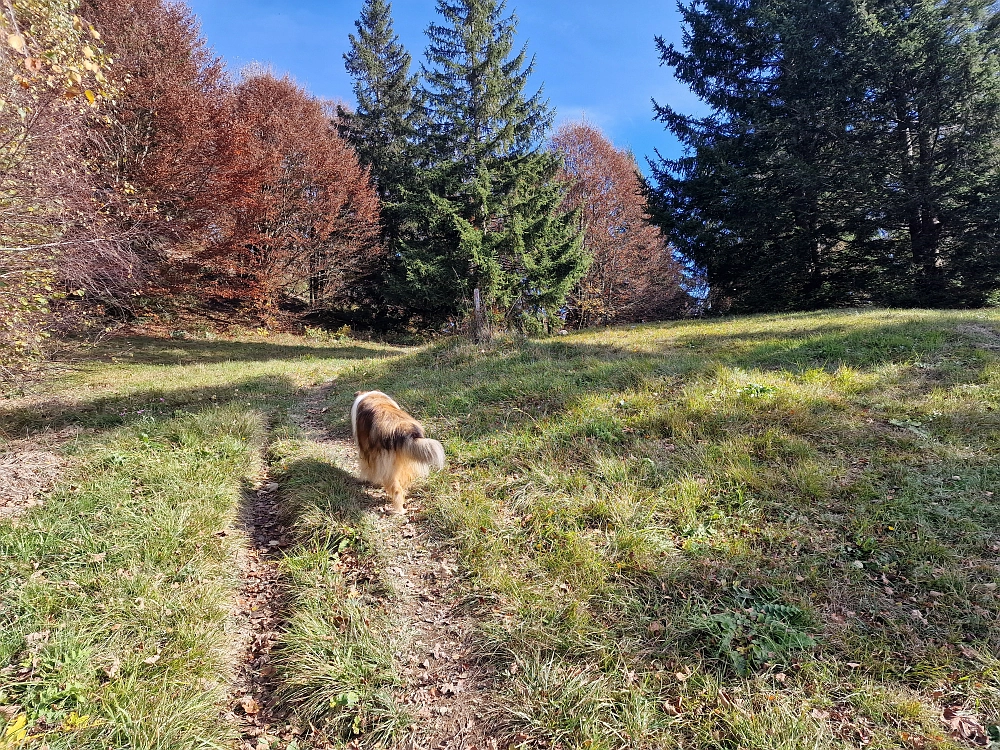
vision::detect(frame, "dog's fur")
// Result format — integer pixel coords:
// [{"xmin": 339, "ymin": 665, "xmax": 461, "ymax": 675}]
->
[{"xmin": 351, "ymin": 391, "xmax": 445, "ymax": 514}]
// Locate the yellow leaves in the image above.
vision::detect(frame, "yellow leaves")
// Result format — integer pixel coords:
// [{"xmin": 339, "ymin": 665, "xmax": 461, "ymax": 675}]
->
[
  {"xmin": 0, "ymin": 714, "xmax": 36, "ymax": 749},
  {"xmin": 0, "ymin": 712, "xmax": 104, "ymax": 749},
  {"xmin": 60, "ymin": 712, "xmax": 104, "ymax": 732},
  {"xmin": 84, "ymin": 90, "xmax": 96, "ymax": 105},
  {"xmin": 6, "ymin": 33, "xmax": 27, "ymax": 54},
  {"xmin": 82, "ymin": 46, "xmax": 94, "ymax": 59}
]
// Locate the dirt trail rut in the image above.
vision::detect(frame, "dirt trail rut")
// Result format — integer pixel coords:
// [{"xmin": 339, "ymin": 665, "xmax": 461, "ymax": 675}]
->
[{"xmin": 230, "ymin": 466, "xmax": 293, "ymax": 748}]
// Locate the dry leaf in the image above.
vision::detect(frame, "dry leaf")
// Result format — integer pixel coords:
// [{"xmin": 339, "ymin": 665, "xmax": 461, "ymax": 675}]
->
[
  {"xmin": 441, "ymin": 682, "xmax": 463, "ymax": 696},
  {"xmin": 103, "ymin": 657, "xmax": 121, "ymax": 679},
  {"xmin": 959, "ymin": 644, "xmax": 981, "ymax": 661},
  {"xmin": 7, "ymin": 33, "xmax": 26, "ymax": 54},
  {"xmin": 811, "ymin": 708, "xmax": 831, "ymax": 720},
  {"xmin": 25, "ymin": 630, "xmax": 50, "ymax": 644},
  {"xmin": 901, "ymin": 731, "xmax": 928, "ymax": 749},
  {"xmin": 23, "ymin": 57, "xmax": 42, "ymax": 74},
  {"xmin": 663, "ymin": 697, "xmax": 683, "ymax": 716},
  {"xmin": 719, "ymin": 690, "xmax": 746, "ymax": 713},
  {"xmin": 142, "ymin": 654, "xmax": 160, "ymax": 665},
  {"xmin": 942, "ymin": 707, "xmax": 989, "ymax": 746},
  {"xmin": 241, "ymin": 695, "xmax": 261, "ymax": 715},
  {"xmin": 90, "ymin": 552, "xmax": 106, "ymax": 563},
  {"xmin": 647, "ymin": 620, "xmax": 664, "ymax": 634}
]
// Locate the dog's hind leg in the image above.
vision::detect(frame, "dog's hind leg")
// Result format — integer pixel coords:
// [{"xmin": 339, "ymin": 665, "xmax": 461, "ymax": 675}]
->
[{"xmin": 386, "ymin": 480, "xmax": 406, "ymax": 515}]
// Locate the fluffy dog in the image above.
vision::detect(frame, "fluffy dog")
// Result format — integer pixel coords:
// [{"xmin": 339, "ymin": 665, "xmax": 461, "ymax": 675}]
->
[{"xmin": 351, "ymin": 391, "xmax": 445, "ymax": 514}]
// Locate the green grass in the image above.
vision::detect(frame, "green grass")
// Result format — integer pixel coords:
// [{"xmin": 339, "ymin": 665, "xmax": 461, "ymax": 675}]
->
[
  {"xmin": 2, "ymin": 311, "xmax": 999, "ymax": 749},
  {"xmin": 267, "ymin": 437, "xmax": 408, "ymax": 743},
  {"xmin": 0, "ymin": 333, "xmax": 404, "ymax": 749},
  {"xmin": 317, "ymin": 309, "xmax": 1000, "ymax": 750}
]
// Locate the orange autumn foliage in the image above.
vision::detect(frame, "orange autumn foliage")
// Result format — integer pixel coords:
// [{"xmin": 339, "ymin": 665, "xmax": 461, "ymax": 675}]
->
[
  {"xmin": 204, "ymin": 73, "xmax": 382, "ymax": 312},
  {"xmin": 553, "ymin": 123, "xmax": 688, "ymax": 327}
]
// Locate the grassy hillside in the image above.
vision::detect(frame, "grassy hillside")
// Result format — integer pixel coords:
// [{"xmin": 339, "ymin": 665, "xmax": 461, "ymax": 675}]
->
[{"xmin": 1, "ymin": 309, "xmax": 998, "ymax": 749}]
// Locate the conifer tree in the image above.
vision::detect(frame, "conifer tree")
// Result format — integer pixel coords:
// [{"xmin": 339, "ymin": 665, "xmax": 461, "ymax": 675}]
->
[
  {"xmin": 651, "ymin": 0, "xmax": 1000, "ymax": 311},
  {"xmin": 342, "ymin": 0, "xmax": 420, "ymax": 205},
  {"xmin": 395, "ymin": 0, "xmax": 587, "ymax": 331}
]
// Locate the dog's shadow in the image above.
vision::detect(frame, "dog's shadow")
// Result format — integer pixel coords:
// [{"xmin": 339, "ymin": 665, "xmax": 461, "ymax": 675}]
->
[{"xmin": 275, "ymin": 457, "xmax": 388, "ymax": 532}]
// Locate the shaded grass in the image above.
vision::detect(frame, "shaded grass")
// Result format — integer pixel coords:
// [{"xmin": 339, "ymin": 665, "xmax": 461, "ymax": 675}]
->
[{"xmin": 320, "ymin": 309, "xmax": 1000, "ymax": 750}]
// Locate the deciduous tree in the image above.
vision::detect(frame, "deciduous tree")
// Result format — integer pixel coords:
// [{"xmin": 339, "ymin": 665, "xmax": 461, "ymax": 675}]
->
[
  {"xmin": 1, "ymin": 0, "xmax": 109, "ymax": 375},
  {"xmin": 79, "ymin": 0, "xmax": 236, "ymax": 304},
  {"xmin": 204, "ymin": 73, "xmax": 382, "ymax": 317},
  {"xmin": 553, "ymin": 123, "xmax": 689, "ymax": 327}
]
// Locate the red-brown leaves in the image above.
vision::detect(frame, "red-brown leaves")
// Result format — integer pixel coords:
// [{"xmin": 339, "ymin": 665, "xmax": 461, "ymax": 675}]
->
[
  {"xmin": 552, "ymin": 123, "xmax": 689, "ymax": 327},
  {"xmin": 77, "ymin": 1, "xmax": 382, "ymax": 315},
  {"xmin": 204, "ymin": 73, "xmax": 382, "ymax": 312}
]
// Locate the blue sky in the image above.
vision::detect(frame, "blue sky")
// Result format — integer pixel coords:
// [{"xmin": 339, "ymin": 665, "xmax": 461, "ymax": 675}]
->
[{"xmin": 185, "ymin": 0, "xmax": 703, "ymax": 168}]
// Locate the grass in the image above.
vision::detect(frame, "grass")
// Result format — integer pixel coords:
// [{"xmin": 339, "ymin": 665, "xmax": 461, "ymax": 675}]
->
[
  {"xmin": 267, "ymin": 436, "xmax": 408, "ymax": 744},
  {"xmin": 316, "ymin": 308, "xmax": 1000, "ymax": 750},
  {"xmin": 0, "ymin": 333, "xmax": 404, "ymax": 749},
  {"xmin": 1, "ymin": 310, "xmax": 999, "ymax": 749}
]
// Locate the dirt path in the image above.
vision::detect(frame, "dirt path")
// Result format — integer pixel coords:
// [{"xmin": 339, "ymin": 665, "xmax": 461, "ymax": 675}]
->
[
  {"xmin": 286, "ymin": 384, "xmax": 502, "ymax": 750},
  {"xmin": 230, "ymin": 472, "xmax": 293, "ymax": 749}
]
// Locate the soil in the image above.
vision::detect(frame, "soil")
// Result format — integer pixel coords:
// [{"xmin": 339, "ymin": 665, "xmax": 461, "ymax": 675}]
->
[
  {"xmin": 229, "ymin": 476, "xmax": 294, "ymax": 750},
  {"xmin": 0, "ymin": 425, "xmax": 83, "ymax": 518}
]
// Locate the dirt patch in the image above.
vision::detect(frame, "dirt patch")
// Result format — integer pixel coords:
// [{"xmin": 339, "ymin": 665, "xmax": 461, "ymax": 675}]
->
[
  {"xmin": 380, "ymin": 510, "xmax": 501, "ymax": 750},
  {"xmin": 956, "ymin": 323, "xmax": 1000, "ymax": 350},
  {"xmin": 0, "ymin": 448, "xmax": 63, "ymax": 518}
]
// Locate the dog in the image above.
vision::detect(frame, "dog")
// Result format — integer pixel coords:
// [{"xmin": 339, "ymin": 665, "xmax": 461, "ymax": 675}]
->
[{"xmin": 351, "ymin": 391, "xmax": 445, "ymax": 514}]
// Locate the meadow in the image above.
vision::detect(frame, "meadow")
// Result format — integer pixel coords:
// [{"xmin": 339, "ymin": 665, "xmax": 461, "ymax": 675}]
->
[{"xmin": 1, "ymin": 309, "xmax": 998, "ymax": 750}]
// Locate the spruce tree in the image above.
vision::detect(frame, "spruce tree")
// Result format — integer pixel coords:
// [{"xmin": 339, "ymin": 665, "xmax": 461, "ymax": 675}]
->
[
  {"xmin": 342, "ymin": 0, "xmax": 420, "ymax": 205},
  {"xmin": 341, "ymin": 0, "xmax": 422, "ymax": 324},
  {"xmin": 862, "ymin": 0, "xmax": 1000, "ymax": 305},
  {"xmin": 393, "ymin": 0, "xmax": 587, "ymax": 330},
  {"xmin": 651, "ymin": 0, "xmax": 1000, "ymax": 311}
]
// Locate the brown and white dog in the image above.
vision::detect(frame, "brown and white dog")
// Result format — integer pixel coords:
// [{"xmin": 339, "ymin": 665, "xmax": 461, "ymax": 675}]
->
[{"xmin": 351, "ymin": 391, "xmax": 445, "ymax": 514}]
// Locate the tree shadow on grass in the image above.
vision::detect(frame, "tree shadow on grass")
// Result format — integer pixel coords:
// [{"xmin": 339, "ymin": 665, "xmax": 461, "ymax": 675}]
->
[
  {"xmin": 276, "ymin": 458, "xmax": 376, "ymax": 532},
  {"xmin": 84, "ymin": 336, "xmax": 401, "ymax": 367},
  {"xmin": 0, "ymin": 374, "xmax": 300, "ymax": 440}
]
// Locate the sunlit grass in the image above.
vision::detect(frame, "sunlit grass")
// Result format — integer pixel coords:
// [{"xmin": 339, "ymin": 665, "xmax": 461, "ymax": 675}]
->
[
  {"xmin": 322, "ymin": 309, "xmax": 1000, "ymax": 749},
  {"xmin": 2, "ymin": 311, "xmax": 998, "ymax": 749}
]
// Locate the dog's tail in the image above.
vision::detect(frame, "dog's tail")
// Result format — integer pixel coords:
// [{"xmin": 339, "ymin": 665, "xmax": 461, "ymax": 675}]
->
[{"xmin": 403, "ymin": 437, "xmax": 445, "ymax": 471}]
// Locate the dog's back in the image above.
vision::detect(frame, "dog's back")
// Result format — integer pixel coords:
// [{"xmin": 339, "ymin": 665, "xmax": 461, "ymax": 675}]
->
[{"xmin": 351, "ymin": 391, "xmax": 445, "ymax": 513}]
